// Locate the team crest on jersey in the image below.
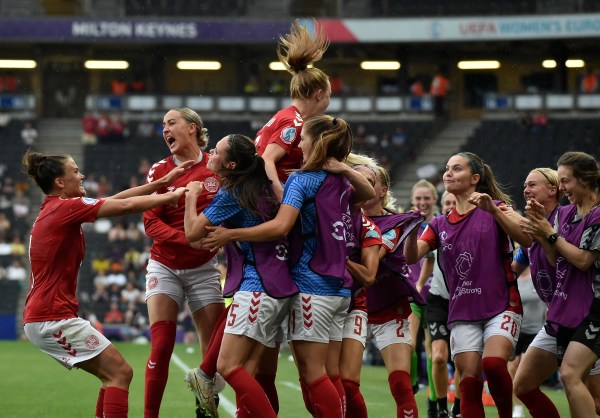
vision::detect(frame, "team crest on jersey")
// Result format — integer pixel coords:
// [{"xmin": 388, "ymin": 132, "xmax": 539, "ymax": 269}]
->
[
  {"xmin": 203, "ymin": 177, "xmax": 220, "ymax": 193},
  {"xmin": 85, "ymin": 334, "xmax": 100, "ymax": 350},
  {"xmin": 280, "ymin": 126, "xmax": 296, "ymax": 144},
  {"xmin": 81, "ymin": 197, "xmax": 99, "ymax": 205}
]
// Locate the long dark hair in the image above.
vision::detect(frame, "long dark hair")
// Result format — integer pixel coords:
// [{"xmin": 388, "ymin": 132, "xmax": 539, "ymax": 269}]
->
[
  {"xmin": 22, "ymin": 151, "xmax": 70, "ymax": 194},
  {"xmin": 456, "ymin": 151, "xmax": 512, "ymax": 204},
  {"xmin": 219, "ymin": 134, "xmax": 279, "ymax": 219}
]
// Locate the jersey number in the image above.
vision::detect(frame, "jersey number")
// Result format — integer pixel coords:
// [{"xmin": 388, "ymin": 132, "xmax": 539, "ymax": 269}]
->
[
  {"xmin": 227, "ymin": 303, "xmax": 240, "ymax": 327},
  {"xmin": 500, "ymin": 314, "xmax": 518, "ymax": 338}
]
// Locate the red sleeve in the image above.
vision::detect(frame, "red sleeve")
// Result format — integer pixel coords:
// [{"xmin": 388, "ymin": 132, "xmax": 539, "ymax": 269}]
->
[
  {"xmin": 267, "ymin": 117, "xmax": 300, "ymax": 154},
  {"xmin": 361, "ymin": 214, "xmax": 382, "ymax": 248},
  {"xmin": 418, "ymin": 225, "xmax": 438, "ymax": 250},
  {"xmin": 143, "ymin": 206, "xmax": 188, "ymax": 246}
]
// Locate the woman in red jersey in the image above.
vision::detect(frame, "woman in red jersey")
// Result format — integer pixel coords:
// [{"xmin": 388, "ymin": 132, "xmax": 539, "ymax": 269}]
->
[
  {"xmin": 22, "ymin": 151, "xmax": 187, "ymax": 418},
  {"xmin": 143, "ymin": 107, "xmax": 226, "ymax": 418},
  {"xmin": 255, "ymin": 19, "xmax": 331, "ymax": 200}
]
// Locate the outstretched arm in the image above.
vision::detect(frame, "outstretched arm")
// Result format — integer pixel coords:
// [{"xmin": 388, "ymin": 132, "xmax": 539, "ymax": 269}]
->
[
  {"xmin": 109, "ymin": 160, "xmax": 194, "ymax": 200},
  {"xmin": 200, "ymin": 204, "xmax": 300, "ymax": 251},
  {"xmin": 97, "ymin": 187, "xmax": 186, "ymax": 218}
]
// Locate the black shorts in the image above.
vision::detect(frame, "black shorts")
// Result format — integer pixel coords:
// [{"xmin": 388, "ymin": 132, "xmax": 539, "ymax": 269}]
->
[
  {"xmin": 557, "ymin": 299, "xmax": 600, "ymax": 364},
  {"xmin": 514, "ymin": 332, "xmax": 537, "ymax": 356},
  {"xmin": 426, "ymin": 293, "xmax": 450, "ymax": 342}
]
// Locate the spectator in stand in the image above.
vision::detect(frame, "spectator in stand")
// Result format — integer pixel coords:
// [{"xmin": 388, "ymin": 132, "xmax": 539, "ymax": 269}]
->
[
  {"xmin": 93, "ymin": 269, "xmax": 109, "ymax": 289},
  {"xmin": 21, "ymin": 121, "xmax": 38, "ymax": 147},
  {"xmin": 82, "ymin": 173, "xmax": 99, "ymax": 197},
  {"xmin": 581, "ymin": 68, "xmax": 598, "ymax": 93},
  {"xmin": 104, "ymin": 301, "xmax": 125, "ymax": 324},
  {"xmin": 97, "ymin": 175, "xmax": 113, "ymax": 198},
  {"xmin": 6, "ymin": 259, "xmax": 27, "ymax": 282},
  {"xmin": 410, "ymin": 78, "xmax": 425, "ymax": 97},
  {"xmin": 125, "ymin": 221, "xmax": 142, "ymax": 242},
  {"xmin": 10, "ymin": 234, "xmax": 26, "ymax": 256},
  {"xmin": 121, "ymin": 281, "xmax": 143, "ymax": 305},
  {"xmin": 108, "ymin": 221, "xmax": 127, "ymax": 243},
  {"xmin": 130, "ymin": 74, "xmax": 146, "ymax": 93},
  {"xmin": 138, "ymin": 158, "xmax": 152, "ymax": 178},
  {"xmin": 110, "ymin": 114, "xmax": 127, "ymax": 142},
  {"xmin": 430, "ymin": 69, "xmax": 450, "ymax": 117},
  {"xmin": 92, "ymin": 282, "xmax": 111, "ymax": 306},
  {"xmin": 82, "ymin": 111, "xmax": 98, "ymax": 144},
  {"xmin": 96, "ymin": 113, "xmax": 112, "ymax": 143},
  {"xmin": 111, "ymin": 78, "xmax": 127, "ymax": 95},
  {"xmin": 532, "ymin": 111, "xmax": 548, "ymax": 134},
  {"xmin": 0, "ymin": 213, "xmax": 11, "ymax": 237},
  {"xmin": 0, "ymin": 264, "xmax": 6, "ymax": 280},
  {"xmin": 92, "ymin": 253, "xmax": 111, "ymax": 274},
  {"xmin": 106, "ymin": 266, "xmax": 127, "ymax": 288},
  {"xmin": 136, "ymin": 118, "xmax": 155, "ymax": 141},
  {"xmin": 329, "ymin": 73, "xmax": 346, "ymax": 95}
]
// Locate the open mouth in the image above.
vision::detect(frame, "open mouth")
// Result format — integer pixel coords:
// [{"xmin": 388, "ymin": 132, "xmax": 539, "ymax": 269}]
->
[{"xmin": 165, "ymin": 136, "xmax": 176, "ymax": 147}]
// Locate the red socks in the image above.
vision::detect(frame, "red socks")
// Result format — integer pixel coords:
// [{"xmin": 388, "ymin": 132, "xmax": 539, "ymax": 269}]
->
[
  {"xmin": 481, "ymin": 357, "xmax": 512, "ymax": 418},
  {"xmin": 144, "ymin": 320, "xmax": 176, "ymax": 418},
  {"xmin": 199, "ymin": 307, "xmax": 228, "ymax": 378},
  {"xmin": 103, "ymin": 386, "xmax": 128, "ymax": 418},
  {"xmin": 225, "ymin": 367, "xmax": 276, "ymax": 418},
  {"xmin": 388, "ymin": 370, "xmax": 418, "ymax": 418},
  {"xmin": 255, "ymin": 373, "xmax": 279, "ymax": 414},
  {"xmin": 517, "ymin": 388, "xmax": 560, "ymax": 418},
  {"xmin": 308, "ymin": 375, "xmax": 343, "ymax": 418},
  {"xmin": 459, "ymin": 376, "xmax": 485, "ymax": 418},
  {"xmin": 95, "ymin": 387, "xmax": 105, "ymax": 418},
  {"xmin": 329, "ymin": 375, "xmax": 346, "ymax": 417},
  {"xmin": 300, "ymin": 379, "xmax": 316, "ymax": 416},
  {"xmin": 342, "ymin": 379, "xmax": 368, "ymax": 418}
]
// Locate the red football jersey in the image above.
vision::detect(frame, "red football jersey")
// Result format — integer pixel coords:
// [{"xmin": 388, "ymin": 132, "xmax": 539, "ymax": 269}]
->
[
  {"xmin": 255, "ymin": 105, "xmax": 303, "ymax": 183},
  {"xmin": 144, "ymin": 153, "xmax": 220, "ymax": 269},
  {"xmin": 24, "ymin": 195, "xmax": 105, "ymax": 323},
  {"xmin": 353, "ymin": 214, "xmax": 382, "ymax": 312}
]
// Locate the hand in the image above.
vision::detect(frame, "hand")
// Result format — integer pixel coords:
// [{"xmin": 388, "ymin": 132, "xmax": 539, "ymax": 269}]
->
[
  {"xmin": 524, "ymin": 198, "xmax": 546, "ymax": 219},
  {"xmin": 199, "ymin": 225, "xmax": 233, "ymax": 251},
  {"xmin": 467, "ymin": 192, "xmax": 495, "ymax": 212},
  {"xmin": 168, "ymin": 187, "xmax": 187, "ymax": 207},
  {"xmin": 520, "ymin": 209, "xmax": 553, "ymax": 239},
  {"xmin": 188, "ymin": 240, "xmax": 204, "ymax": 250},
  {"xmin": 161, "ymin": 160, "xmax": 195, "ymax": 185},
  {"xmin": 322, "ymin": 158, "xmax": 346, "ymax": 173},
  {"xmin": 185, "ymin": 181, "xmax": 204, "ymax": 197}
]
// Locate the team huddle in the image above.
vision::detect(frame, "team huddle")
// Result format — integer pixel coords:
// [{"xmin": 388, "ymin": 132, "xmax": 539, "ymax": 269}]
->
[{"xmin": 20, "ymin": 20, "xmax": 600, "ymax": 418}]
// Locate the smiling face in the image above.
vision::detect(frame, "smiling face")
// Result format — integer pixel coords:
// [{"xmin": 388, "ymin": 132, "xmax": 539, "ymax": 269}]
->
[
  {"xmin": 207, "ymin": 136, "xmax": 231, "ymax": 174},
  {"xmin": 162, "ymin": 109, "xmax": 197, "ymax": 157},
  {"xmin": 524, "ymin": 170, "xmax": 557, "ymax": 206},
  {"xmin": 411, "ymin": 186, "xmax": 436, "ymax": 217},
  {"xmin": 442, "ymin": 192, "xmax": 457, "ymax": 214},
  {"xmin": 57, "ymin": 157, "xmax": 86, "ymax": 198},
  {"xmin": 443, "ymin": 154, "xmax": 479, "ymax": 196},
  {"xmin": 558, "ymin": 164, "xmax": 587, "ymax": 205}
]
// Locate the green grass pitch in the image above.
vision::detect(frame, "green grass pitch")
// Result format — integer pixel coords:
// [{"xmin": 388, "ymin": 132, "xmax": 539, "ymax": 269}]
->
[{"xmin": 0, "ymin": 340, "xmax": 570, "ymax": 417}]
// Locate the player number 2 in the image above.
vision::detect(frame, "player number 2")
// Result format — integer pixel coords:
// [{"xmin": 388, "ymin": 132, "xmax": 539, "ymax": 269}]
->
[{"xmin": 500, "ymin": 314, "xmax": 517, "ymax": 337}]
